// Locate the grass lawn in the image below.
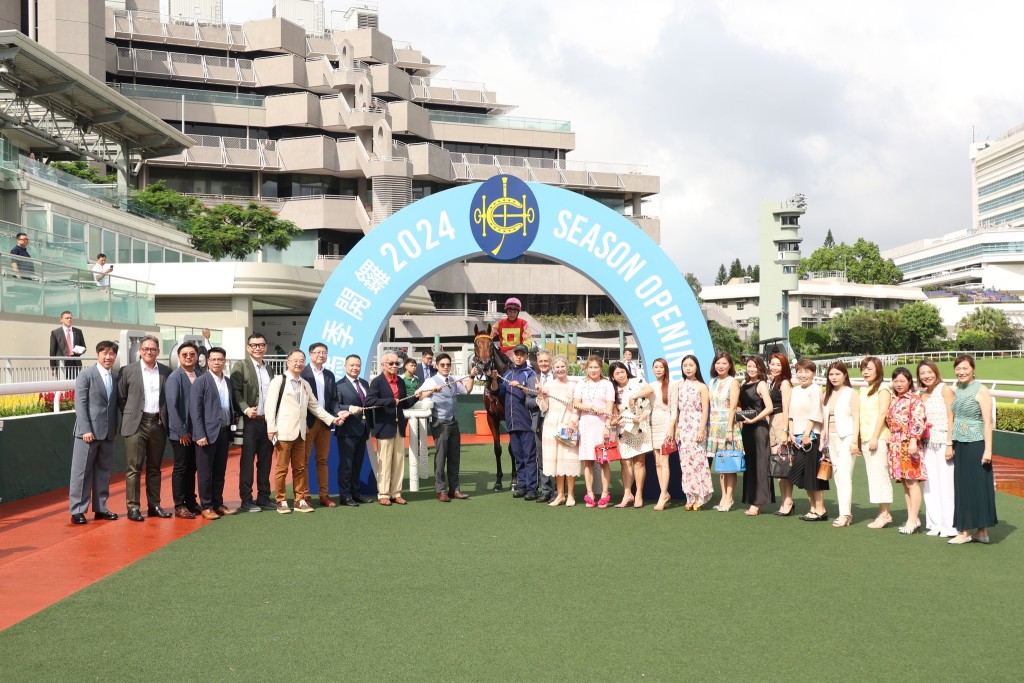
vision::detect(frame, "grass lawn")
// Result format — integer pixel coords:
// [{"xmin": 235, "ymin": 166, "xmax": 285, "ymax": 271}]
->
[{"xmin": 1, "ymin": 445, "xmax": 1021, "ymax": 681}]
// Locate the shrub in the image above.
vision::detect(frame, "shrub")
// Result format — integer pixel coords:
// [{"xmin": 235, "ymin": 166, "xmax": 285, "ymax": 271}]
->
[{"xmin": 996, "ymin": 404, "xmax": 1024, "ymax": 434}]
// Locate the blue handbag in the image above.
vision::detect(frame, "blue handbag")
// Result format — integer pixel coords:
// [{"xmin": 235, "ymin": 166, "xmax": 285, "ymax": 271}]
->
[{"xmin": 714, "ymin": 448, "xmax": 746, "ymax": 473}]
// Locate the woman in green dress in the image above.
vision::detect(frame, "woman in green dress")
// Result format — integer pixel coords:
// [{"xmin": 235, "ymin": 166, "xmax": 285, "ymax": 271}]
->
[{"xmin": 948, "ymin": 355, "xmax": 997, "ymax": 545}]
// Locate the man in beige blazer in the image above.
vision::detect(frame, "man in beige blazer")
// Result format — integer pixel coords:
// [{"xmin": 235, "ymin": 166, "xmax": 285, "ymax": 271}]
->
[{"xmin": 266, "ymin": 349, "xmax": 345, "ymax": 514}]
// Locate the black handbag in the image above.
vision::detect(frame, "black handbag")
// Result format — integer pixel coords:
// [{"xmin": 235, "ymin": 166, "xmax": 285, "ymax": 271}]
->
[{"xmin": 768, "ymin": 445, "xmax": 793, "ymax": 478}]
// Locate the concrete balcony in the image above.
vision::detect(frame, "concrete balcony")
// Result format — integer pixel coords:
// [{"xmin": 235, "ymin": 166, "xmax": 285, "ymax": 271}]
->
[
  {"xmin": 387, "ymin": 101, "xmax": 433, "ymax": 138},
  {"xmin": 244, "ymin": 18, "xmax": 309, "ymax": 56},
  {"xmin": 774, "ymin": 249, "xmax": 802, "ymax": 266},
  {"xmin": 627, "ymin": 216, "xmax": 661, "ymax": 243},
  {"xmin": 275, "ymin": 195, "xmax": 370, "ymax": 234},
  {"xmin": 149, "ymin": 135, "xmax": 280, "ymax": 169},
  {"xmin": 368, "ymin": 64, "xmax": 414, "ymax": 100},
  {"xmin": 320, "ymin": 96, "xmax": 384, "ymax": 132},
  {"xmin": 342, "ymin": 28, "xmax": 396, "ymax": 65},
  {"xmin": 108, "ymin": 9, "xmax": 247, "ymax": 52},
  {"xmin": 265, "ymin": 92, "xmax": 323, "ymax": 129},
  {"xmin": 407, "ymin": 142, "xmax": 457, "ymax": 182},
  {"xmin": 254, "ymin": 54, "xmax": 311, "ymax": 90}
]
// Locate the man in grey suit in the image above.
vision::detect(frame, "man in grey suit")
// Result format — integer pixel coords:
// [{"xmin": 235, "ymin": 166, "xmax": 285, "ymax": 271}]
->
[
  {"xmin": 118, "ymin": 334, "xmax": 171, "ymax": 522},
  {"xmin": 231, "ymin": 332, "xmax": 276, "ymax": 512},
  {"xmin": 69, "ymin": 340, "xmax": 120, "ymax": 525},
  {"xmin": 190, "ymin": 347, "xmax": 238, "ymax": 520},
  {"xmin": 166, "ymin": 342, "xmax": 202, "ymax": 519}
]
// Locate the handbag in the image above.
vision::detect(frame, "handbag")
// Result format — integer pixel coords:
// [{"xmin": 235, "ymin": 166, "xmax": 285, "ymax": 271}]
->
[
  {"xmin": 737, "ymin": 409, "xmax": 758, "ymax": 421},
  {"xmin": 768, "ymin": 445, "xmax": 793, "ymax": 478},
  {"xmin": 556, "ymin": 425, "xmax": 579, "ymax": 447},
  {"xmin": 661, "ymin": 438, "xmax": 677, "ymax": 455},
  {"xmin": 714, "ymin": 448, "xmax": 746, "ymax": 473},
  {"xmin": 817, "ymin": 449, "xmax": 833, "ymax": 480},
  {"xmin": 595, "ymin": 439, "xmax": 621, "ymax": 464}
]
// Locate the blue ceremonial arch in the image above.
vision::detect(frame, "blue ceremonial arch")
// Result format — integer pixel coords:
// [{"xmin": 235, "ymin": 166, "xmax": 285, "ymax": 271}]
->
[{"xmin": 300, "ymin": 177, "xmax": 713, "ymax": 380}]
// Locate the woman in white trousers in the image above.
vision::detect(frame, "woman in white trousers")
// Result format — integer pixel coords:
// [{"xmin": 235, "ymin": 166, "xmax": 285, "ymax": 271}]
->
[
  {"xmin": 823, "ymin": 361, "xmax": 860, "ymax": 527},
  {"xmin": 916, "ymin": 360, "xmax": 956, "ymax": 537},
  {"xmin": 859, "ymin": 357, "xmax": 894, "ymax": 529}
]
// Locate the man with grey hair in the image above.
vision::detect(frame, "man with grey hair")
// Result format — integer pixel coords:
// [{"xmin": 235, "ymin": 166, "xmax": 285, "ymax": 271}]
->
[
  {"xmin": 528, "ymin": 350, "xmax": 556, "ymax": 502},
  {"xmin": 118, "ymin": 334, "xmax": 172, "ymax": 521},
  {"xmin": 364, "ymin": 351, "xmax": 409, "ymax": 505}
]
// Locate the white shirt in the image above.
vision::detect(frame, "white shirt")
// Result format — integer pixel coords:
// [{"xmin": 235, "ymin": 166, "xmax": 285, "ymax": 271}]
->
[
  {"xmin": 212, "ymin": 373, "xmax": 231, "ymax": 426},
  {"xmin": 92, "ymin": 262, "xmax": 111, "ymax": 287},
  {"xmin": 98, "ymin": 367, "xmax": 113, "ymax": 397},
  {"xmin": 311, "ymin": 367, "xmax": 326, "ymax": 410},
  {"xmin": 252, "ymin": 358, "xmax": 270, "ymax": 415},
  {"xmin": 141, "ymin": 362, "xmax": 161, "ymax": 413}
]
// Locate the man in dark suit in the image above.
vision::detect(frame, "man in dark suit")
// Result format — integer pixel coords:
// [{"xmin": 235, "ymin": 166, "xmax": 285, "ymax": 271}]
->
[
  {"xmin": 231, "ymin": 332, "xmax": 276, "ymax": 512},
  {"xmin": 413, "ymin": 349, "xmax": 436, "ymax": 383},
  {"xmin": 69, "ymin": 340, "xmax": 121, "ymax": 524},
  {"xmin": 190, "ymin": 346, "xmax": 238, "ymax": 520},
  {"xmin": 118, "ymin": 334, "xmax": 172, "ymax": 522},
  {"xmin": 364, "ymin": 351, "xmax": 409, "ymax": 506},
  {"xmin": 49, "ymin": 311, "xmax": 86, "ymax": 378},
  {"xmin": 334, "ymin": 354, "xmax": 374, "ymax": 506},
  {"xmin": 300, "ymin": 342, "xmax": 346, "ymax": 507},
  {"xmin": 166, "ymin": 342, "xmax": 202, "ymax": 519}
]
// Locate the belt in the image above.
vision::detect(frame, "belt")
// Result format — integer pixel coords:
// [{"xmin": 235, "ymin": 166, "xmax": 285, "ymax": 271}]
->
[
  {"xmin": 248, "ymin": 415, "xmax": 265, "ymax": 421},
  {"xmin": 142, "ymin": 412, "xmax": 160, "ymax": 419}
]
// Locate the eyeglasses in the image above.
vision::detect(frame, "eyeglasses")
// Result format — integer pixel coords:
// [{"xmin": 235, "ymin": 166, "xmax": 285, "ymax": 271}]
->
[
  {"xmin": 385, "ymin": 361, "xmax": 401, "ymax": 366},
  {"xmin": 248, "ymin": 343, "xmax": 267, "ymax": 349},
  {"xmin": 140, "ymin": 347, "xmax": 158, "ymax": 352}
]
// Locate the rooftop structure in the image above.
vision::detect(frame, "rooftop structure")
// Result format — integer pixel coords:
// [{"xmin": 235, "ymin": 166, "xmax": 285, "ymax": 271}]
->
[{"xmin": 758, "ymin": 195, "xmax": 805, "ymax": 340}]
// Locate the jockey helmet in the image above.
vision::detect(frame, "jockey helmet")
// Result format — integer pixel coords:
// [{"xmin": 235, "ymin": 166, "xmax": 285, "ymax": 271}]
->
[{"xmin": 504, "ymin": 297, "xmax": 522, "ymax": 310}]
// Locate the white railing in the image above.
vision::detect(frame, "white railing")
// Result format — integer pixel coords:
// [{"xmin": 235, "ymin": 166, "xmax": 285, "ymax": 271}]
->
[
  {"xmin": 116, "ymin": 47, "xmax": 255, "ymax": 84},
  {"xmin": 816, "ymin": 349, "xmax": 1024, "ymax": 372},
  {"xmin": 112, "ymin": 9, "xmax": 245, "ymax": 47}
]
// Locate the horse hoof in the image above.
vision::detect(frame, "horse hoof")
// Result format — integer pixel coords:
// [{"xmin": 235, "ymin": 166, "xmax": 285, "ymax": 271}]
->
[{"xmin": 491, "ymin": 483, "xmax": 503, "ymax": 491}]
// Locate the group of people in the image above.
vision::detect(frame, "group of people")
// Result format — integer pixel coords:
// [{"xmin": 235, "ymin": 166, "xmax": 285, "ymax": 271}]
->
[
  {"xmin": 701, "ymin": 351, "xmax": 998, "ymax": 544},
  {"xmin": 8, "ymin": 233, "xmax": 114, "ymax": 286}
]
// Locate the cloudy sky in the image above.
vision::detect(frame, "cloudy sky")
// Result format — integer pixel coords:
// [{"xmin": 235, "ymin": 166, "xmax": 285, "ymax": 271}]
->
[{"xmin": 220, "ymin": 0, "xmax": 1024, "ymax": 285}]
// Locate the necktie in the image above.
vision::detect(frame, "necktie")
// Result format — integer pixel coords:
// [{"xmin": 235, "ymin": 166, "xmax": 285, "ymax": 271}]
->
[
  {"xmin": 66, "ymin": 328, "xmax": 73, "ymax": 356},
  {"xmin": 354, "ymin": 380, "xmax": 365, "ymax": 403}
]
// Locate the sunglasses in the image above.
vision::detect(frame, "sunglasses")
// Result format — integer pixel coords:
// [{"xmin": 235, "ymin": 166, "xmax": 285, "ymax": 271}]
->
[{"xmin": 385, "ymin": 361, "xmax": 401, "ymax": 366}]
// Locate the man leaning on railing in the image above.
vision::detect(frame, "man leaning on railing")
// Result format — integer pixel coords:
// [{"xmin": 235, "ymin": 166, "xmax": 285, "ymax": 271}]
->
[{"xmin": 9, "ymin": 232, "xmax": 34, "ymax": 279}]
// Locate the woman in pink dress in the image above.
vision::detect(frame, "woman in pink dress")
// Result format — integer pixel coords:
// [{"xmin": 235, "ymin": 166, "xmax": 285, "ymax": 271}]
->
[
  {"xmin": 885, "ymin": 366, "xmax": 928, "ymax": 534},
  {"xmin": 569, "ymin": 356, "xmax": 614, "ymax": 508},
  {"xmin": 669, "ymin": 354, "xmax": 713, "ymax": 510}
]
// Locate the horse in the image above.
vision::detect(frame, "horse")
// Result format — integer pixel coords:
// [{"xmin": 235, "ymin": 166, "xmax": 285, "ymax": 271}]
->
[{"xmin": 471, "ymin": 324, "xmax": 517, "ymax": 491}]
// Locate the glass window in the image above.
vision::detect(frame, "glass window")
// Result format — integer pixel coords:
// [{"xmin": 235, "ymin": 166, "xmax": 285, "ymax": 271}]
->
[
  {"xmin": 133, "ymin": 238, "xmax": 146, "ymax": 263},
  {"xmin": 102, "ymin": 230, "xmax": 116, "ymax": 259},
  {"xmin": 147, "ymin": 243, "xmax": 164, "ymax": 263},
  {"xmin": 164, "ymin": 250, "xmax": 181, "ymax": 263},
  {"xmin": 89, "ymin": 225, "xmax": 102, "ymax": 256},
  {"xmin": 181, "ymin": 254, "xmax": 196, "ymax": 263}
]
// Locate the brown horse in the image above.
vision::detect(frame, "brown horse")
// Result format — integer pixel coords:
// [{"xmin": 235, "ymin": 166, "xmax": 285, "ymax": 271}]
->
[{"xmin": 472, "ymin": 324, "xmax": 516, "ymax": 490}]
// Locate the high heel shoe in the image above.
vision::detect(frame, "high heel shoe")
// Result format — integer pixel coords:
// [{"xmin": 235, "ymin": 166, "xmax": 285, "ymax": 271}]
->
[
  {"xmin": 867, "ymin": 514, "xmax": 892, "ymax": 529},
  {"xmin": 597, "ymin": 493, "xmax": 611, "ymax": 509},
  {"xmin": 633, "ymin": 498, "xmax": 644, "ymax": 509},
  {"xmin": 584, "ymin": 494, "xmax": 596, "ymax": 508},
  {"xmin": 714, "ymin": 502, "xmax": 733, "ymax": 512},
  {"xmin": 548, "ymin": 496, "xmax": 565, "ymax": 507},
  {"xmin": 654, "ymin": 495, "xmax": 671, "ymax": 511},
  {"xmin": 614, "ymin": 495, "xmax": 635, "ymax": 509},
  {"xmin": 898, "ymin": 521, "xmax": 921, "ymax": 535},
  {"xmin": 744, "ymin": 506, "xmax": 760, "ymax": 517},
  {"xmin": 832, "ymin": 515, "xmax": 852, "ymax": 527},
  {"xmin": 773, "ymin": 502, "xmax": 794, "ymax": 517}
]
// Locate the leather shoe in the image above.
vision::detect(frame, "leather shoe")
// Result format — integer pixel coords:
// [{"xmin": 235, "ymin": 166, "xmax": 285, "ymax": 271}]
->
[
  {"xmin": 512, "ymin": 490, "xmax": 525, "ymax": 499},
  {"xmin": 523, "ymin": 493, "xmax": 538, "ymax": 501},
  {"xmin": 127, "ymin": 508, "xmax": 145, "ymax": 522},
  {"xmin": 535, "ymin": 493, "xmax": 551, "ymax": 503},
  {"xmin": 187, "ymin": 505, "xmax": 203, "ymax": 515},
  {"xmin": 148, "ymin": 506, "xmax": 172, "ymax": 518},
  {"xmin": 201, "ymin": 509, "xmax": 221, "ymax": 520},
  {"xmin": 436, "ymin": 492, "xmax": 451, "ymax": 502},
  {"xmin": 174, "ymin": 507, "xmax": 196, "ymax": 519},
  {"xmin": 355, "ymin": 495, "xmax": 375, "ymax": 504},
  {"xmin": 216, "ymin": 505, "xmax": 238, "ymax": 516},
  {"xmin": 71, "ymin": 513, "xmax": 87, "ymax": 525},
  {"xmin": 378, "ymin": 498, "xmax": 392, "ymax": 506},
  {"xmin": 94, "ymin": 510, "xmax": 119, "ymax": 521},
  {"xmin": 340, "ymin": 498, "xmax": 360, "ymax": 507},
  {"xmin": 391, "ymin": 496, "xmax": 408, "ymax": 505},
  {"xmin": 319, "ymin": 495, "xmax": 338, "ymax": 508},
  {"xmin": 450, "ymin": 491, "xmax": 470, "ymax": 500}
]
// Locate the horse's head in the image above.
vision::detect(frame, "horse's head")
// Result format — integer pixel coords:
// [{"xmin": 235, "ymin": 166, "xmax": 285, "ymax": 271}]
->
[{"xmin": 473, "ymin": 324, "xmax": 493, "ymax": 363}]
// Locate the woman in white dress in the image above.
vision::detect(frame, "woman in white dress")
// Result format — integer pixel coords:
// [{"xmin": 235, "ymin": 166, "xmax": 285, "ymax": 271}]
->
[
  {"xmin": 916, "ymin": 360, "xmax": 956, "ymax": 537},
  {"xmin": 822, "ymin": 361, "xmax": 860, "ymax": 528},
  {"xmin": 631, "ymin": 358, "xmax": 675, "ymax": 510},
  {"xmin": 569, "ymin": 356, "xmax": 615, "ymax": 509},
  {"xmin": 609, "ymin": 361, "xmax": 652, "ymax": 508},
  {"xmin": 859, "ymin": 356, "xmax": 894, "ymax": 529},
  {"xmin": 536, "ymin": 356, "xmax": 580, "ymax": 507}
]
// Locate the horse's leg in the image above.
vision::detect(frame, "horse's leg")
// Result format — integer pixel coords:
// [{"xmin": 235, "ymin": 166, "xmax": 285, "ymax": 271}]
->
[{"xmin": 489, "ymin": 413, "xmax": 503, "ymax": 491}]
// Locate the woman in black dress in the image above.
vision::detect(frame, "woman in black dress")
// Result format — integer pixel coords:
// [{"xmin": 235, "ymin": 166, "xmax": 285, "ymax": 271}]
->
[{"xmin": 739, "ymin": 356, "xmax": 775, "ymax": 515}]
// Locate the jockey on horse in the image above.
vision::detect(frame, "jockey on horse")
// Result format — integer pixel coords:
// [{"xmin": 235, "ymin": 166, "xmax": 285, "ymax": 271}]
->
[{"xmin": 492, "ymin": 297, "xmax": 532, "ymax": 361}]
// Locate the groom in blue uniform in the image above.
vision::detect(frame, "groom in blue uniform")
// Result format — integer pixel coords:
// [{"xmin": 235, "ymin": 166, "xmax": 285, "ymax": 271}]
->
[{"xmin": 497, "ymin": 344, "xmax": 538, "ymax": 500}]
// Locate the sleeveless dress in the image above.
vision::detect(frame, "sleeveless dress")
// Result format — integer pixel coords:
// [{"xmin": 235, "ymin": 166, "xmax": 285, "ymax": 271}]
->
[
  {"xmin": 768, "ymin": 382, "xmax": 788, "ymax": 449},
  {"xmin": 574, "ymin": 378, "xmax": 613, "ymax": 462},
  {"xmin": 885, "ymin": 392, "xmax": 927, "ymax": 481},
  {"xmin": 673, "ymin": 379, "xmax": 713, "ymax": 506},
  {"xmin": 707, "ymin": 376, "xmax": 742, "ymax": 454},
  {"xmin": 951, "ymin": 381, "xmax": 998, "ymax": 531},
  {"xmin": 648, "ymin": 380, "xmax": 675, "ymax": 451},
  {"xmin": 858, "ymin": 385, "xmax": 894, "ymax": 505},
  {"xmin": 740, "ymin": 381, "xmax": 775, "ymax": 505}
]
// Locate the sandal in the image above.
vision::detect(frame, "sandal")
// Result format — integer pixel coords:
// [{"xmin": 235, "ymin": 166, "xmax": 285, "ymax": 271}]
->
[
  {"xmin": 584, "ymin": 493, "xmax": 596, "ymax": 508},
  {"xmin": 654, "ymin": 495, "xmax": 671, "ymax": 512},
  {"xmin": 614, "ymin": 495, "xmax": 635, "ymax": 509},
  {"xmin": 867, "ymin": 514, "xmax": 892, "ymax": 529},
  {"xmin": 898, "ymin": 520, "xmax": 921, "ymax": 535},
  {"xmin": 832, "ymin": 515, "xmax": 852, "ymax": 528},
  {"xmin": 633, "ymin": 498, "xmax": 644, "ymax": 509},
  {"xmin": 597, "ymin": 493, "xmax": 611, "ymax": 509},
  {"xmin": 800, "ymin": 511, "xmax": 823, "ymax": 521},
  {"xmin": 744, "ymin": 507, "xmax": 760, "ymax": 517}
]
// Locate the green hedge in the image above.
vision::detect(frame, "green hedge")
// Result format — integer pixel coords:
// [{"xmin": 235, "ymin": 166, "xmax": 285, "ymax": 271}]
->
[{"xmin": 997, "ymin": 403, "xmax": 1024, "ymax": 433}]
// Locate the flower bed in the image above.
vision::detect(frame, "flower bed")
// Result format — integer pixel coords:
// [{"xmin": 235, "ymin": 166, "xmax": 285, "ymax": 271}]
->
[{"xmin": 0, "ymin": 391, "xmax": 74, "ymax": 418}]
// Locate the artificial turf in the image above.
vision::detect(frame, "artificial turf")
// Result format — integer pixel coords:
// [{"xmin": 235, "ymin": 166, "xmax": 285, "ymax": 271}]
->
[{"xmin": 1, "ymin": 445, "xmax": 1021, "ymax": 681}]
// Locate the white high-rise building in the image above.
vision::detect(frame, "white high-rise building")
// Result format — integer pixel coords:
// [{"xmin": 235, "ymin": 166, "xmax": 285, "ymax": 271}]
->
[{"xmin": 273, "ymin": 0, "xmax": 325, "ymax": 35}]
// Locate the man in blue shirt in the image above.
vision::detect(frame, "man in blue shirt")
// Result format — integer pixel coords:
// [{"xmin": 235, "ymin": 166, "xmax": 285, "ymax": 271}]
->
[
  {"xmin": 418, "ymin": 352, "xmax": 473, "ymax": 502},
  {"xmin": 9, "ymin": 232, "xmax": 33, "ymax": 279}
]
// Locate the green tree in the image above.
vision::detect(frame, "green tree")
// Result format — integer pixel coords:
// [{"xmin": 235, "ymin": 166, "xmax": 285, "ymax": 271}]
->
[
  {"xmin": 685, "ymin": 272, "xmax": 702, "ymax": 299},
  {"xmin": 750, "ymin": 265, "xmax": 760, "ymax": 282},
  {"xmin": 728, "ymin": 258, "xmax": 744, "ymax": 280},
  {"xmin": 821, "ymin": 306, "xmax": 885, "ymax": 354},
  {"xmin": 188, "ymin": 202, "xmax": 302, "ymax": 260},
  {"xmin": 955, "ymin": 329, "xmax": 997, "ymax": 351},
  {"xmin": 955, "ymin": 306, "xmax": 1022, "ymax": 349},
  {"xmin": 131, "ymin": 180, "xmax": 202, "ymax": 220},
  {"xmin": 50, "ymin": 160, "xmax": 116, "ymax": 184},
  {"xmin": 707, "ymin": 320, "xmax": 745, "ymax": 360},
  {"xmin": 789, "ymin": 326, "xmax": 829, "ymax": 357},
  {"xmin": 823, "ymin": 229, "xmax": 835, "ymax": 248},
  {"xmin": 798, "ymin": 238, "xmax": 903, "ymax": 285},
  {"xmin": 715, "ymin": 264, "xmax": 728, "ymax": 286},
  {"xmin": 895, "ymin": 302, "xmax": 946, "ymax": 352}
]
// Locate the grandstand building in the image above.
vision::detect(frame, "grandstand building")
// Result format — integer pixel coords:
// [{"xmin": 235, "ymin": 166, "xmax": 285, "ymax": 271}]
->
[{"xmin": 0, "ymin": 0, "xmax": 660, "ymax": 357}]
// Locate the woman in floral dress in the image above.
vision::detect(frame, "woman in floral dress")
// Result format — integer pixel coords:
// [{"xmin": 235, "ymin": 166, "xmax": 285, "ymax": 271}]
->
[
  {"xmin": 707, "ymin": 351, "xmax": 742, "ymax": 511},
  {"xmin": 670, "ymin": 354, "xmax": 713, "ymax": 510},
  {"xmin": 885, "ymin": 367, "xmax": 928, "ymax": 535}
]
